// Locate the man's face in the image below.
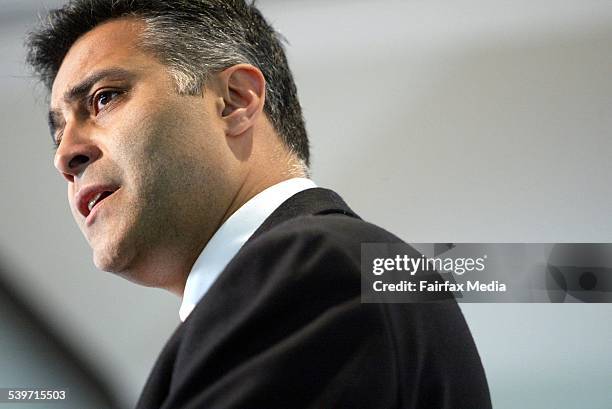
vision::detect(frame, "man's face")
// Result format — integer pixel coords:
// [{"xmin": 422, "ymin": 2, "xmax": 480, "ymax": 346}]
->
[{"xmin": 50, "ymin": 18, "xmax": 239, "ymax": 292}]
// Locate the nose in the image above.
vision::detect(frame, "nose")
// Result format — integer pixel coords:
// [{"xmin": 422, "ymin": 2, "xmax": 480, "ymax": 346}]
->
[{"xmin": 53, "ymin": 122, "xmax": 102, "ymax": 182}]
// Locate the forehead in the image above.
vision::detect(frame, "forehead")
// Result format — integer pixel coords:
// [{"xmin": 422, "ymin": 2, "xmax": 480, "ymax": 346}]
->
[{"xmin": 51, "ymin": 18, "xmax": 148, "ymax": 105}]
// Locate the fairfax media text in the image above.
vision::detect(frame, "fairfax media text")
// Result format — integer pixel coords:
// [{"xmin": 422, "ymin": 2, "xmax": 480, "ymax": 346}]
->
[{"xmin": 373, "ymin": 280, "xmax": 507, "ymax": 293}]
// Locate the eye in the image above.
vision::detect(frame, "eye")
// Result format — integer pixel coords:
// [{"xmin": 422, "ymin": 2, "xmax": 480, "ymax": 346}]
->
[
  {"xmin": 53, "ymin": 132, "xmax": 63, "ymax": 150},
  {"xmin": 92, "ymin": 90, "xmax": 121, "ymax": 115}
]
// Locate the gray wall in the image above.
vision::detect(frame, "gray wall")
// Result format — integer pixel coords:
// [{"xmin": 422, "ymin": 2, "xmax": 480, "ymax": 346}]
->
[{"xmin": 1, "ymin": 1, "xmax": 611, "ymax": 408}]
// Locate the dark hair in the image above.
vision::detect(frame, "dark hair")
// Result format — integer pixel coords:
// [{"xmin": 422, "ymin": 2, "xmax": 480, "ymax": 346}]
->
[{"xmin": 26, "ymin": 0, "xmax": 310, "ymax": 167}]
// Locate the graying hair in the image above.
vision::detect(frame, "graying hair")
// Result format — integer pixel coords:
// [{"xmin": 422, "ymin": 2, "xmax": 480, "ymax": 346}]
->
[{"xmin": 25, "ymin": 0, "xmax": 310, "ymax": 167}]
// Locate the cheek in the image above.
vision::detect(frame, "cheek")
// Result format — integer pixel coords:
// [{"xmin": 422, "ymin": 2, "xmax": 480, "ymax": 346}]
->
[
  {"xmin": 118, "ymin": 111, "xmax": 189, "ymax": 173},
  {"xmin": 113, "ymin": 103, "xmax": 175, "ymax": 159},
  {"xmin": 109, "ymin": 95, "xmax": 227, "ymax": 194}
]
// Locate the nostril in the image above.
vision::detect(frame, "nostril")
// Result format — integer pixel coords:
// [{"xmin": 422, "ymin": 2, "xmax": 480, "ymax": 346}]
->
[
  {"xmin": 68, "ymin": 154, "xmax": 89, "ymax": 169},
  {"xmin": 62, "ymin": 172, "xmax": 75, "ymax": 183}
]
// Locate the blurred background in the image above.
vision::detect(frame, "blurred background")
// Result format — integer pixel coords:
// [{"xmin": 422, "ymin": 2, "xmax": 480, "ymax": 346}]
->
[{"xmin": 1, "ymin": 0, "xmax": 611, "ymax": 408}]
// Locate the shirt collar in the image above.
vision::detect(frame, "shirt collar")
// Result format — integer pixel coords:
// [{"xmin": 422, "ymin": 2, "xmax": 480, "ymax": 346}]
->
[{"xmin": 179, "ymin": 177, "xmax": 317, "ymax": 322}]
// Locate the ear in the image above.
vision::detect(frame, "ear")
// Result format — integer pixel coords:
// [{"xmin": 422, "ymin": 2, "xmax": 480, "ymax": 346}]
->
[{"xmin": 216, "ymin": 64, "xmax": 266, "ymax": 137}]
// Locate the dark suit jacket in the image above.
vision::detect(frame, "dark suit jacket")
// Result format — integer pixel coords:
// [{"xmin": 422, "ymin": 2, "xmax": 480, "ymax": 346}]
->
[{"xmin": 136, "ymin": 188, "xmax": 491, "ymax": 409}]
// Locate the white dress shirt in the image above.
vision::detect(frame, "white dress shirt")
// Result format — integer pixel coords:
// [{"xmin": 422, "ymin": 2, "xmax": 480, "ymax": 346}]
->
[{"xmin": 178, "ymin": 178, "xmax": 317, "ymax": 322}]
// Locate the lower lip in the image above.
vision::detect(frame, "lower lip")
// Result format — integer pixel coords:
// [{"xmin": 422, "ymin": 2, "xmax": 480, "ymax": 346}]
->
[{"xmin": 85, "ymin": 189, "xmax": 119, "ymax": 227}]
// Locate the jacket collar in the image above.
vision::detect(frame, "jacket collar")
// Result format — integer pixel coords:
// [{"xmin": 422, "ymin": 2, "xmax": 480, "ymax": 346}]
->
[{"xmin": 247, "ymin": 187, "xmax": 360, "ymax": 244}]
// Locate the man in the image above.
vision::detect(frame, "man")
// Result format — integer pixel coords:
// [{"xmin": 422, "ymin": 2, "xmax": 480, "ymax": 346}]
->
[{"xmin": 26, "ymin": 1, "xmax": 491, "ymax": 408}]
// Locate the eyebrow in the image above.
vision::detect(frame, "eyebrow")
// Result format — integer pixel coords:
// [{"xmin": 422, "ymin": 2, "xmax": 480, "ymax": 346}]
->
[{"xmin": 48, "ymin": 67, "xmax": 136, "ymax": 140}]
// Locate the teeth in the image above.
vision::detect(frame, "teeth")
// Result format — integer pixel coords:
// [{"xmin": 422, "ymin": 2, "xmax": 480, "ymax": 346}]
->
[{"xmin": 88, "ymin": 192, "xmax": 104, "ymax": 212}]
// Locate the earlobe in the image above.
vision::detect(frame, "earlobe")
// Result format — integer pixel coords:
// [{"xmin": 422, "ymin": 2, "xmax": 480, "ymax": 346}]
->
[{"xmin": 218, "ymin": 64, "xmax": 266, "ymax": 137}]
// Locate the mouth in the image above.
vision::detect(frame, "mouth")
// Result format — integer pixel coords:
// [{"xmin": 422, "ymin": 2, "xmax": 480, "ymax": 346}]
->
[{"xmin": 76, "ymin": 185, "xmax": 120, "ymax": 220}]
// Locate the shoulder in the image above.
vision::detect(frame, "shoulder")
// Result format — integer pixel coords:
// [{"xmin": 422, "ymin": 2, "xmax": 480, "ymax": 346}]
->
[
  {"xmin": 241, "ymin": 213, "xmax": 407, "ymax": 264},
  {"xmin": 179, "ymin": 213, "xmax": 491, "ymax": 408},
  {"xmin": 183, "ymin": 213, "xmax": 400, "ymax": 350},
  {"xmin": 265, "ymin": 212, "xmax": 400, "ymax": 241},
  {"xmin": 176, "ymin": 216, "xmax": 400, "ymax": 406}
]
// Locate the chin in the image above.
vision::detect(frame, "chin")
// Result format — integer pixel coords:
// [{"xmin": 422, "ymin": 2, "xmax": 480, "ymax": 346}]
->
[
  {"xmin": 93, "ymin": 253, "xmax": 123, "ymax": 274},
  {"xmin": 91, "ymin": 242, "xmax": 157, "ymax": 288},
  {"xmin": 92, "ymin": 241, "xmax": 133, "ymax": 274}
]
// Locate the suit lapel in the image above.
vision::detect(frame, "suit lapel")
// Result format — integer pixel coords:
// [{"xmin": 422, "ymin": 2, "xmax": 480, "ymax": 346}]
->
[{"xmin": 135, "ymin": 323, "xmax": 186, "ymax": 409}]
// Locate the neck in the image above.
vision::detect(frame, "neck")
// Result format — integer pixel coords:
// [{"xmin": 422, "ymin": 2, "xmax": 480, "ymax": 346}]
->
[
  {"xmin": 219, "ymin": 152, "xmax": 307, "ymax": 229},
  {"xmin": 162, "ymin": 140, "xmax": 306, "ymax": 297}
]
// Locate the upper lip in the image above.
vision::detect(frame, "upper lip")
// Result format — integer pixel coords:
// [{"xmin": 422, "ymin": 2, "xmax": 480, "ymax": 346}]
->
[{"xmin": 75, "ymin": 184, "xmax": 120, "ymax": 218}]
